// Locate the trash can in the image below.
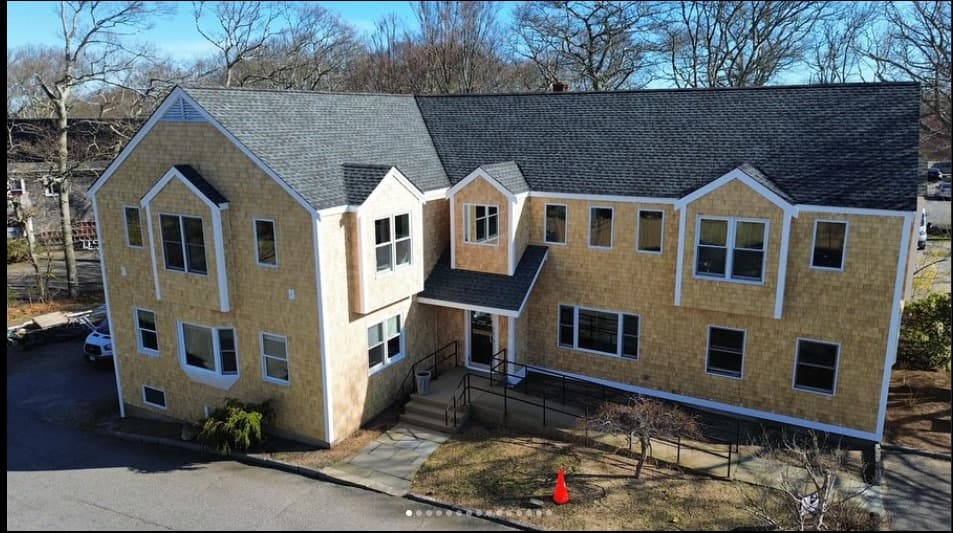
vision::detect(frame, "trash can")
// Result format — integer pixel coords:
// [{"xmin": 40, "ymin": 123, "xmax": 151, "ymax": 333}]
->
[{"xmin": 415, "ymin": 370, "xmax": 432, "ymax": 396}]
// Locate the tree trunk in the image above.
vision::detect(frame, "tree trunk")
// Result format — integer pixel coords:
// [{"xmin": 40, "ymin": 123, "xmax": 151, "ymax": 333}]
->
[
  {"xmin": 55, "ymin": 97, "xmax": 79, "ymax": 299},
  {"xmin": 24, "ymin": 216, "xmax": 48, "ymax": 301},
  {"xmin": 635, "ymin": 436, "xmax": 650, "ymax": 479}
]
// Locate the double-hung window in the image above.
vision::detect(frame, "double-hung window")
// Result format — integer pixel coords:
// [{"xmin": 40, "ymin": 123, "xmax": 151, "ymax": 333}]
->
[
  {"xmin": 695, "ymin": 217, "xmax": 767, "ymax": 282},
  {"xmin": 589, "ymin": 207, "xmax": 613, "ymax": 248},
  {"xmin": 125, "ymin": 207, "xmax": 143, "ymax": 247},
  {"xmin": 179, "ymin": 323, "xmax": 238, "ymax": 376},
  {"xmin": 811, "ymin": 220, "xmax": 848, "ymax": 270},
  {"xmin": 375, "ymin": 214, "xmax": 412, "ymax": 272},
  {"xmin": 557, "ymin": 305, "xmax": 639, "ymax": 359},
  {"xmin": 135, "ymin": 308, "xmax": 159, "ymax": 355},
  {"xmin": 794, "ymin": 339, "xmax": 839, "ymax": 394},
  {"xmin": 160, "ymin": 214, "xmax": 207, "ymax": 274},
  {"xmin": 254, "ymin": 219, "xmax": 277, "ymax": 266},
  {"xmin": 637, "ymin": 210, "xmax": 664, "ymax": 253},
  {"xmin": 368, "ymin": 315, "xmax": 402, "ymax": 371},
  {"xmin": 706, "ymin": 327, "xmax": 745, "ymax": 378},
  {"xmin": 465, "ymin": 204, "xmax": 498, "ymax": 244},
  {"xmin": 545, "ymin": 204, "xmax": 567, "ymax": 244},
  {"xmin": 261, "ymin": 333, "xmax": 289, "ymax": 383}
]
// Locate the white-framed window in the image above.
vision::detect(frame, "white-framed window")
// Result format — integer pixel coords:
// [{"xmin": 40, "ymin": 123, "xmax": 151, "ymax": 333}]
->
[
  {"xmin": 811, "ymin": 220, "xmax": 848, "ymax": 271},
  {"xmin": 142, "ymin": 385, "xmax": 167, "ymax": 409},
  {"xmin": 160, "ymin": 214, "xmax": 207, "ymax": 274},
  {"xmin": 544, "ymin": 204, "xmax": 568, "ymax": 245},
  {"xmin": 637, "ymin": 209, "xmax": 664, "ymax": 253},
  {"xmin": 375, "ymin": 213, "xmax": 412, "ymax": 272},
  {"xmin": 588, "ymin": 206, "xmax": 614, "ymax": 248},
  {"xmin": 464, "ymin": 204, "xmax": 499, "ymax": 245},
  {"xmin": 179, "ymin": 322, "xmax": 238, "ymax": 376},
  {"xmin": 44, "ymin": 181, "xmax": 58, "ymax": 197},
  {"xmin": 9, "ymin": 178, "xmax": 25, "ymax": 194},
  {"xmin": 135, "ymin": 308, "xmax": 159, "ymax": 356},
  {"xmin": 695, "ymin": 216, "xmax": 768, "ymax": 283},
  {"xmin": 261, "ymin": 332, "xmax": 289, "ymax": 384},
  {"xmin": 254, "ymin": 219, "xmax": 277, "ymax": 267},
  {"xmin": 706, "ymin": 326, "xmax": 745, "ymax": 379},
  {"xmin": 557, "ymin": 304, "xmax": 638, "ymax": 360},
  {"xmin": 793, "ymin": 339, "xmax": 840, "ymax": 395},
  {"xmin": 368, "ymin": 315, "xmax": 403, "ymax": 372},
  {"xmin": 125, "ymin": 206, "xmax": 144, "ymax": 248}
]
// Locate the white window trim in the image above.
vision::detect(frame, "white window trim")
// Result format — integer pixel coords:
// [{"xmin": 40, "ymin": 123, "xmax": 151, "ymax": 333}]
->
[
  {"xmin": 792, "ymin": 337, "xmax": 841, "ymax": 396},
  {"xmin": 543, "ymin": 203, "xmax": 568, "ymax": 246},
  {"xmin": 10, "ymin": 178, "xmax": 26, "ymax": 193},
  {"xmin": 463, "ymin": 203, "xmax": 500, "ymax": 246},
  {"xmin": 374, "ymin": 213, "xmax": 413, "ymax": 275},
  {"xmin": 636, "ymin": 208, "xmax": 665, "ymax": 254},
  {"xmin": 588, "ymin": 206, "xmax": 614, "ymax": 249},
  {"xmin": 556, "ymin": 303, "xmax": 639, "ymax": 361},
  {"xmin": 44, "ymin": 181, "xmax": 58, "ymax": 197},
  {"xmin": 253, "ymin": 218, "xmax": 278, "ymax": 268},
  {"xmin": 693, "ymin": 215, "xmax": 770, "ymax": 285},
  {"xmin": 124, "ymin": 205, "xmax": 144, "ymax": 249},
  {"xmin": 141, "ymin": 385, "xmax": 167, "ymax": 410},
  {"xmin": 705, "ymin": 325, "xmax": 746, "ymax": 380},
  {"xmin": 809, "ymin": 219, "xmax": 849, "ymax": 272},
  {"xmin": 158, "ymin": 212, "xmax": 208, "ymax": 276},
  {"xmin": 368, "ymin": 314, "xmax": 406, "ymax": 375},
  {"xmin": 134, "ymin": 307, "xmax": 159, "ymax": 357},
  {"xmin": 176, "ymin": 321, "xmax": 240, "ymax": 389},
  {"xmin": 260, "ymin": 331, "xmax": 290, "ymax": 386}
]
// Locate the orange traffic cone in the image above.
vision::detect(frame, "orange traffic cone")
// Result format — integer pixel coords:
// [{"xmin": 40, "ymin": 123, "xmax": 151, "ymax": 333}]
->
[{"xmin": 553, "ymin": 468, "xmax": 570, "ymax": 505}]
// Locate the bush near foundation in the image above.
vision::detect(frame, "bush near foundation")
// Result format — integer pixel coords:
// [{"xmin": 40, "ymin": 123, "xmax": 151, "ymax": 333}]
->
[
  {"xmin": 197, "ymin": 398, "xmax": 275, "ymax": 454},
  {"xmin": 898, "ymin": 293, "xmax": 952, "ymax": 370}
]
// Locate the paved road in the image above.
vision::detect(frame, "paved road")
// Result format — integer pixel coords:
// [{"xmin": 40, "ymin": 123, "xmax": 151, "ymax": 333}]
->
[
  {"xmin": 6, "ymin": 341, "xmax": 507, "ymax": 531},
  {"xmin": 882, "ymin": 450, "xmax": 952, "ymax": 531}
]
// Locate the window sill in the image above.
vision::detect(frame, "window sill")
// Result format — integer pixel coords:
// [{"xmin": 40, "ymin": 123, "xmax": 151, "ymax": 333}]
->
[
  {"xmin": 164, "ymin": 267, "xmax": 209, "ymax": 277},
  {"xmin": 138, "ymin": 349, "xmax": 160, "ymax": 358},
  {"xmin": 543, "ymin": 239, "xmax": 567, "ymax": 246},
  {"xmin": 706, "ymin": 369, "xmax": 743, "ymax": 380},
  {"xmin": 463, "ymin": 240, "xmax": 500, "ymax": 248},
  {"xmin": 809, "ymin": 265, "xmax": 845, "ymax": 273},
  {"xmin": 256, "ymin": 262, "xmax": 279, "ymax": 269},
  {"xmin": 587, "ymin": 245, "xmax": 613, "ymax": 251},
  {"xmin": 793, "ymin": 385, "xmax": 835, "ymax": 397},
  {"xmin": 180, "ymin": 364, "xmax": 239, "ymax": 390},
  {"xmin": 263, "ymin": 376, "xmax": 290, "ymax": 387},
  {"xmin": 369, "ymin": 353, "xmax": 406, "ymax": 376},
  {"xmin": 636, "ymin": 249, "xmax": 663, "ymax": 255},
  {"xmin": 693, "ymin": 273, "xmax": 765, "ymax": 286}
]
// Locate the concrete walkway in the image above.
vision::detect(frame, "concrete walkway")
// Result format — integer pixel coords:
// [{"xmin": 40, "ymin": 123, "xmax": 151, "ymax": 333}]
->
[
  {"xmin": 883, "ymin": 451, "xmax": 952, "ymax": 531},
  {"xmin": 321, "ymin": 423, "xmax": 449, "ymax": 497}
]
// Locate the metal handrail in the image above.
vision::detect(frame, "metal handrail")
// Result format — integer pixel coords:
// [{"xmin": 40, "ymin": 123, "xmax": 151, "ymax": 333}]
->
[{"xmin": 397, "ymin": 340, "xmax": 457, "ymax": 405}]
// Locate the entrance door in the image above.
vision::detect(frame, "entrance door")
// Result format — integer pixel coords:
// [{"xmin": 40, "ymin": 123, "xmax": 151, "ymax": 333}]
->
[{"xmin": 467, "ymin": 311, "xmax": 494, "ymax": 370}]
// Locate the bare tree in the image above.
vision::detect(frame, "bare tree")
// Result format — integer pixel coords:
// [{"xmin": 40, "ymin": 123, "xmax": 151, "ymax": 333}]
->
[
  {"xmin": 740, "ymin": 430, "xmax": 880, "ymax": 531},
  {"xmin": 664, "ymin": 1, "xmax": 836, "ymax": 88},
  {"xmin": 7, "ymin": 46, "xmax": 60, "ymax": 118},
  {"xmin": 193, "ymin": 1, "xmax": 284, "ymax": 87},
  {"xmin": 33, "ymin": 1, "xmax": 167, "ymax": 299},
  {"xmin": 866, "ymin": 0, "xmax": 952, "ymax": 151},
  {"xmin": 806, "ymin": 2, "xmax": 877, "ymax": 84},
  {"xmin": 583, "ymin": 396, "xmax": 700, "ymax": 479},
  {"xmin": 514, "ymin": 1, "xmax": 668, "ymax": 91}
]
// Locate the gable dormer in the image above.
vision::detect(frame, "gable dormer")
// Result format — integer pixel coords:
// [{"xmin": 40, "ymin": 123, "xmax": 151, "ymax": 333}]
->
[{"xmin": 448, "ymin": 162, "xmax": 530, "ymax": 276}]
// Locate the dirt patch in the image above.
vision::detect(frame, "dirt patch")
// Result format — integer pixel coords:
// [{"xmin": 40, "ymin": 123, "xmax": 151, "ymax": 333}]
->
[
  {"xmin": 885, "ymin": 369, "xmax": 952, "ymax": 454},
  {"xmin": 7, "ymin": 296, "xmax": 103, "ymax": 326},
  {"xmin": 411, "ymin": 423, "xmax": 770, "ymax": 531}
]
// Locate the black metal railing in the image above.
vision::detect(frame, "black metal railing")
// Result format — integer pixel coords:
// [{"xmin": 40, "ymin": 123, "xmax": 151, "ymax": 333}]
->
[{"xmin": 395, "ymin": 340, "xmax": 458, "ymax": 406}]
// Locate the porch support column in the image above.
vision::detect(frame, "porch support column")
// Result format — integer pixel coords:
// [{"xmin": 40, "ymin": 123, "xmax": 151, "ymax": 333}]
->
[{"xmin": 507, "ymin": 315, "xmax": 518, "ymax": 385}]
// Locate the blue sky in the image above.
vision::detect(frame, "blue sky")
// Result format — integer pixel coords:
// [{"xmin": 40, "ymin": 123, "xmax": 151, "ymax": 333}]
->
[{"xmin": 6, "ymin": 1, "xmax": 519, "ymax": 59}]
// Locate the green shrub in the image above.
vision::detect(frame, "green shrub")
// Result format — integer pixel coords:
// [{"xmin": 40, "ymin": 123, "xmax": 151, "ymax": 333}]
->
[
  {"xmin": 7, "ymin": 238, "xmax": 29, "ymax": 264},
  {"xmin": 196, "ymin": 398, "xmax": 274, "ymax": 454},
  {"xmin": 898, "ymin": 293, "xmax": 952, "ymax": 370}
]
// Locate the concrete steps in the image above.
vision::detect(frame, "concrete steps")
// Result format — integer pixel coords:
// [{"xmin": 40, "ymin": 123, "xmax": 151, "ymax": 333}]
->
[{"xmin": 400, "ymin": 394, "xmax": 469, "ymax": 433}]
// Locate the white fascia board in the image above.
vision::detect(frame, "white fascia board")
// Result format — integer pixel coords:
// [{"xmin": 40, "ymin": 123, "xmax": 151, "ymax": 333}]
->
[
  {"xmin": 313, "ymin": 216, "xmax": 334, "ymax": 445},
  {"xmin": 528, "ymin": 191, "xmax": 677, "ymax": 204},
  {"xmin": 447, "ymin": 168, "xmax": 517, "ymax": 203},
  {"xmin": 316, "ymin": 205, "xmax": 358, "ymax": 219},
  {"xmin": 416, "ymin": 296, "xmax": 518, "ymax": 318},
  {"xmin": 794, "ymin": 205, "xmax": 915, "ymax": 218},
  {"xmin": 141, "ymin": 167, "xmax": 223, "ymax": 211},
  {"xmin": 91, "ymin": 196, "xmax": 125, "ymax": 418},
  {"xmin": 423, "ymin": 187, "xmax": 449, "ymax": 201},
  {"xmin": 359, "ymin": 167, "xmax": 425, "ymax": 214},
  {"xmin": 675, "ymin": 167, "xmax": 794, "ymax": 215},
  {"xmin": 874, "ymin": 212, "xmax": 914, "ymax": 439},
  {"xmin": 530, "ymin": 365, "xmax": 881, "ymax": 442}
]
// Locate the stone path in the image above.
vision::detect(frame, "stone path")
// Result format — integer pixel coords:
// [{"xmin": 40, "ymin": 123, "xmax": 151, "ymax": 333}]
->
[{"xmin": 321, "ymin": 423, "xmax": 448, "ymax": 497}]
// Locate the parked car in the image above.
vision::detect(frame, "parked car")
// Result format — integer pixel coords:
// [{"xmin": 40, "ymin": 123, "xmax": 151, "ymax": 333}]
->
[
  {"xmin": 918, "ymin": 208, "xmax": 928, "ymax": 250},
  {"xmin": 83, "ymin": 319, "xmax": 113, "ymax": 363},
  {"xmin": 939, "ymin": 181, "xmax": 952, "ymax": 200},
  {"xmin": 927, "ymin": 161, "xmax": 951, "ymax": 181}
]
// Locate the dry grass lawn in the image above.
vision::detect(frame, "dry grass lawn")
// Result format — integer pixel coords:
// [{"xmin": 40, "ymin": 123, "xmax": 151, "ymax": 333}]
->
[
  {"xmin": 885, "ymin": 369, "xmax": 952, "ymax": 454},
  {"xmin": 412, "ymin": 424, "xmax": 770, "ymax": 531}
]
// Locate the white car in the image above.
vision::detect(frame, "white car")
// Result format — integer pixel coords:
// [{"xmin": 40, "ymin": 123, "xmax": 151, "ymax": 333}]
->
[{"xmin": 83, "ymin": 319, "xmax": 113, "ymax": 363}]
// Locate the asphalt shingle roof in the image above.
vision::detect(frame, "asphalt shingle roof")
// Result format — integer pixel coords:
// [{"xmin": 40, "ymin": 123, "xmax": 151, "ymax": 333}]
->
[
  {"xmin": 182, "ymin": 88, "xmax": 449, "ymax": 210},
  {"xmin": 174, "ymin": 164, "xmax": 228, "ymax": 206},
  {"xmin": 416, "ymin": 83, "xmax": 920, "ymax": 211},
  {"xmin": 341, "ymin": 164, "xmax": 394, "ymax": 204},
  {"xmin": 420, "ymin": 245, "xmax": 548, "ymax": 312},
  {"xmin": 480, "ymin": 161, "xmax": 530, "ymax": 194}
]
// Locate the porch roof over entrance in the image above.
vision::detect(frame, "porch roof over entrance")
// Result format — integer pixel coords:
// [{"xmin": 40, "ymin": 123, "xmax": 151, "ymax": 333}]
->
[{"xmin": 417, "ymin": 245, "xmax": 548, "ymax": 317}]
